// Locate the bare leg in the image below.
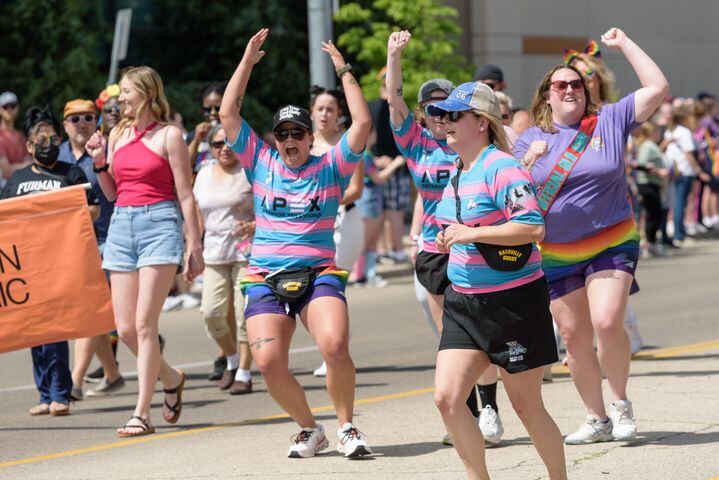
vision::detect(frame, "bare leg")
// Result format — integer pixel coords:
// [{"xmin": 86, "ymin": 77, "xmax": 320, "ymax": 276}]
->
[
  {"xmin": 586, "ymin": 270, "xmax": 633, "ymax": 402},
  {"xmin": 426, "ymin": 292, "xmax": 444, "ymax": 334},
  {"xmin": 239, "ymin": 341, "xmax": 252, "ymax": 370},
  {"xmin": 95, "ymin": 334, "xmax": 121, "ymax": 381},
  {"xmin": 71, "ymin": 336, "xmax": 99, "ymax": 388},
  {"xmin": 551, "ymin": 287, "xmax": 607, "ymax": 419},
  {"xmin": 501, "ymin": 367, "xmax": 567, "ymax": 480},
  {"xmin": 434, "ymin": 349, "xmax": 491, "ymax": 480},
  {"xmin": 248, "ymin": 313, "xmax": 315, "ymax": 427},
  {"xmin": 302, "ymin": 297, "xmax": 355, "ymax": 426}
]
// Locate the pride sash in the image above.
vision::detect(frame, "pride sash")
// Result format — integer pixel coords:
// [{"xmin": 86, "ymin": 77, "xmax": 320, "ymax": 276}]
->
[{"xmin": 536, "ymin": 114, "xmax": 598, "ymax": 216}]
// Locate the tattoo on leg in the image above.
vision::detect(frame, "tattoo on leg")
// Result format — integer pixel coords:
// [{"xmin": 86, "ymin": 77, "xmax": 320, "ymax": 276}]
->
[
  {"xmin": 235, "ymin": 95, "xmax": 244, "ymax": 111},
  {"xmin": 250, "ymin": 337, "xmax": 275, "ymax": 350},
  {"xmin": 396, "ymin": 87, "xmax": 403, "ymax": 97}
]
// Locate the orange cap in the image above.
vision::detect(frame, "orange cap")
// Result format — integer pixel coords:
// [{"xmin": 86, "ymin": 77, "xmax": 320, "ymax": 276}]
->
[{"xmin": 63, "ymin": 99, "xmax": 97, "ymax": 119}]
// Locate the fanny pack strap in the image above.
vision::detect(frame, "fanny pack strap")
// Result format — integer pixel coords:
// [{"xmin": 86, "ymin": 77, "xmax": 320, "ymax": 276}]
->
[{"xmin": 535, "ymin": 114, "xmax": 598, "ymax": 216}]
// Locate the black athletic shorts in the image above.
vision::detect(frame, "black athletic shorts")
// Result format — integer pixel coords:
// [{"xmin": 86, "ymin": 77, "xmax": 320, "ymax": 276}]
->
[
  {"xmin": 415, "ymin": 251, "xmax": 451, "ymax": 295},
  {"xmin": 439, "ymin": 276, "xmax": 558, "ymax": 374}
]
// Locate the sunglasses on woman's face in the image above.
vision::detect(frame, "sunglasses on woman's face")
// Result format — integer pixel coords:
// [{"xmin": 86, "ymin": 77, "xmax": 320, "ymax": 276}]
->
[
  {"xmin": 103, "ymin": 106, "xmax": 120, "ymax": 115},
  {"xmin": 424, "ymin": 104, "xmax": 465, "ymax": 122},
  {"xmin": 210, "ymin": 140, "xmax": 227, "ymax": 149},
  {"xmin": 202, "ymin": 105, "xmax": 220, "ymax": 116},
  {"xmin": 550, "ymin": 79, "xmax": 584, "ymax": 95},
  {"xmin": 274, "ymin": 128, "xmax": 307, "ymax": 142},
  {"xmin": 68, "ymin": 114, "xmax": 96, "ymax": 124}
]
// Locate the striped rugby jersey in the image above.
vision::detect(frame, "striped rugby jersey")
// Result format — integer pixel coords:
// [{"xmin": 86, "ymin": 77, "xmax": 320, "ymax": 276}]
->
[
  {"xmin": 392, "ymin": 115, "xmax": 458, "ymax": 253},
  {"xmin": 227, "ymin": 120, "xmax": 361, "ymax": 274},
  {"xmin": 435, "ymin": 144, "xmax": 545, "ymax": 293}
]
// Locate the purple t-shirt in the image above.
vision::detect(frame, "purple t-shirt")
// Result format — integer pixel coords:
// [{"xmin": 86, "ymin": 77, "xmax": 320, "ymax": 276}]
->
[{"xmin": 513, "ymin": 93, "xmax": 640, "ymax": 243}]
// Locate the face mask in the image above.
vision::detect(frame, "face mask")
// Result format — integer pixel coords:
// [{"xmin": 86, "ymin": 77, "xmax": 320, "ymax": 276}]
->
[{"xmin": 34, "ymin": 144, "xmax": 60, "ymax": 166}]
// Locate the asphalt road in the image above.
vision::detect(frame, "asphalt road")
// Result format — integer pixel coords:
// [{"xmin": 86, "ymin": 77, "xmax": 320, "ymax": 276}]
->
[{"xmin": 1, "ymin": 238, "xmax": 718, "ymax": 479}]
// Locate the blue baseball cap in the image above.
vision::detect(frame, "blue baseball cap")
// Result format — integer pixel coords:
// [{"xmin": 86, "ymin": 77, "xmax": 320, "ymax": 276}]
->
[{"xmin": 426, "ymin": 82, "xmax": 502, "ymax": 122}]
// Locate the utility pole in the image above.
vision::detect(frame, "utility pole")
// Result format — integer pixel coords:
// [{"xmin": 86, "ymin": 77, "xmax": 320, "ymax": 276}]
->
[
  {"xmin": 307, "ymin": 0, "xmax": 336, "ymax": 89},
  {"xmin": 108, "ymin": 9, "xmax": 133, "ymax": 86}
]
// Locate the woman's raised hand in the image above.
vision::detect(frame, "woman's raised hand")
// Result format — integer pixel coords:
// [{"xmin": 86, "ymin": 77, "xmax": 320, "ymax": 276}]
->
[
  {"xmin": 388, "ymin": 30, "xmax": 412, "ymax": 56},
  {"xmin": 321, "ymin": 40, "xmax": 347, "ymax": 70},
  {"xmin": 85, "ymin": 132, "xmax": 107, "ymax": 166},
  {"xmin": 242, "ymin": 28, "xmax": 269, "ymax": 65},
  {"xmin": 600, "ymin": 27, "xmax": 628, "ymax": 50}
]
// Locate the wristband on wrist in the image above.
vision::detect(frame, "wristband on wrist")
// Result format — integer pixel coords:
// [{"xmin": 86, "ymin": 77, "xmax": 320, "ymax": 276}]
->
[
  {"xmin": 336, "ymin": 63, "xmax": 353, "ymax": 79},
  {"xmin": 93, "ymin": 163, "xmax": 110, "ymax": 173}
]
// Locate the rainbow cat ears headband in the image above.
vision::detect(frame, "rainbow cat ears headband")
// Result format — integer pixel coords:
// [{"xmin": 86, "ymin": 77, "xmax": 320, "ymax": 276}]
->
[{"xmin": 563, "ymin": 40, "xmax": 601, "ymax": 65}]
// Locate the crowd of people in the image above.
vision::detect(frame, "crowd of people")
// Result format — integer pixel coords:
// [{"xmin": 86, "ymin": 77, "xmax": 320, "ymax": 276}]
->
[{"xmin": 2, "ymin": 24, "xmax": 719, "ymax": 479}]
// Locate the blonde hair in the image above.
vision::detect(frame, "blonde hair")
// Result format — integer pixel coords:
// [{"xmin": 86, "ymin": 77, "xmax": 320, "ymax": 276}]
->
[
  {"xmin": 529, "ymin": 64, "xmax": 599, "ymax": 134},
  {"xmin": 471, "ymin": 110, "xmax": 512, "ymax": 155},
  {"xmin": 116, "ymin": 66, "xmax": 171, "ymax": 134},
  {"xmin": 569, "ymin": 54, "xmax": 617, "ymax": 104},
  {"xmin": 494, "ymin": 91, "xmax": 513, "ymax": 110}
]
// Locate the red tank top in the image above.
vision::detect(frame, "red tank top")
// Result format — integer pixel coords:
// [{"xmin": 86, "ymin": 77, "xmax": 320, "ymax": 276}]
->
[{"xmin": 112, "ymin": 122, "xmax": 176, "ymax": 207}]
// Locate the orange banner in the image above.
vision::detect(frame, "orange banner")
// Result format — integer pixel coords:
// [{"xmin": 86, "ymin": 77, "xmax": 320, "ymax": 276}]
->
[{"xmin": 0, "ymin": 185, "xmax": 114, "ymax": 353}]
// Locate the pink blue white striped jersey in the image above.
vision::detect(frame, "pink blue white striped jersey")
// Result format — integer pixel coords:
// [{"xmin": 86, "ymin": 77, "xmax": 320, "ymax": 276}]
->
[
  {"xmin": 227, "ymin": 120, "xmax": 362, "ymax": 273},
  {"xmin": 392, "ymin": 115, "xmax": 458, "ymax": 253},
  {"xmin": 435, "ymin": 145, "xmax": 545, "ymax": 293}
]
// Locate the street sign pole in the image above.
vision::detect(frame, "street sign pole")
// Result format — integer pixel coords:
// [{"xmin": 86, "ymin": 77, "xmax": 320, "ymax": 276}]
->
[
  {"xmin": 108, "ymin": 9, "xmax": 133, "ymax": 86},
  {"xmin": 307, "ymin": 0, "xmax": 335, "ymax": 89}
]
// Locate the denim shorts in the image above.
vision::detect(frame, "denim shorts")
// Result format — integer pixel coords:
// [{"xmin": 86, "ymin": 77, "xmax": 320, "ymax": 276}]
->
[{"xmin": 102, "ymin": 201, "xmax": 184, "ymax": 272}]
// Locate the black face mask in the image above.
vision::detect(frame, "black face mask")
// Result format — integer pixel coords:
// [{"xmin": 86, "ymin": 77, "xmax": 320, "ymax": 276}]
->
[{"xmin": 34, "ymin": 144, "xmax": 60, "ymax": 166}]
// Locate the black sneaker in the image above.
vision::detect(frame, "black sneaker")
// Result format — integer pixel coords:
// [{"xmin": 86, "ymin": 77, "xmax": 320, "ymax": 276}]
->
[
  {"xmin": 208, "ymin": 356, "xmax": 227, "ymax": 381},
  {"xmin": 85, "ymin": 365, "xmax": 105, "ymax": 383}
]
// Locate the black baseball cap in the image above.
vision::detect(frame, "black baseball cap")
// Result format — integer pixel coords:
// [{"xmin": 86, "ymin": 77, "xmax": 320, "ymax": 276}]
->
[
  {"xmin": 473, "ymin": 64, "xmax": 504, "ymax": 83},
  {"xmin": 273, "ymin": 105, "xmax": 312, "ymax": 131}
]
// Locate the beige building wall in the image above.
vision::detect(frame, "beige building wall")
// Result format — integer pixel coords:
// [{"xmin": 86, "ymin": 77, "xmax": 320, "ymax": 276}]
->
[{"xmin": 446, "ymin": 0, "xmax": 719, "ymax": 108}]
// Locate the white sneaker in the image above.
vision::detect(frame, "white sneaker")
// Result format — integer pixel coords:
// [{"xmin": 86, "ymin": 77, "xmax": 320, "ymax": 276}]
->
[
  {"xmin": 337, "ymin": 423, "xmax": 372, "ymax": 458},
  {"xmin": 162, "ymin": 295, "xmax": 184, "ymax": 312},
  {"xmin": 367, "ymin": 275, "xmax": 388, "ymax": 288},
  {"xmin": 478, "ymin": 405, "xmax": 504, "ymax": 446},
  {"xmin": 564, "ymin": 416, "xmax": 614, "ymax": 445},
  {"xmin": 609, "ymin": 400, "xmax": 637, "ymax": 440},
  {"xmin": 287, "ymin": 425, "xmax": 329, "ymax": 458},
  {"xmin": 313, "ymin": 361, "xmax": 327, "ymax": 377},
  {"xmin": 180, "ymin": 293, "xmax": 200, "ymax": 309}
]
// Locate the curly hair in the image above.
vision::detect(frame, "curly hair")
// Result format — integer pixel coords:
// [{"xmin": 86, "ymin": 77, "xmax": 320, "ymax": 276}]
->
[
  {"xmin": 528, "ymin": 64, "xmax": 599, "ymax": 134},
  {"xmin": 23, "ymin": 105, "xmax": 61, "ymax": 138}
]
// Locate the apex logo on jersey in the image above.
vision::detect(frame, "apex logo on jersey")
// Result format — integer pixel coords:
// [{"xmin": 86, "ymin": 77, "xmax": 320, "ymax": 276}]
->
[
  {"xmin": 506, "ymin": 341, "xmax": 527, "ymax": 363},
  {"xmin": 260, "ymin": 194, "xmax": 322, "ymax": 218},
  {"xmin": 420, "ymin": 169, "xmax": 451, "ymax": 189}
]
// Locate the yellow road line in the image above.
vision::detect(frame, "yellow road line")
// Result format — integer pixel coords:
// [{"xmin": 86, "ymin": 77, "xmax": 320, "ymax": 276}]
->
[
  {"xmin": 2, "ymin": 337, "xmax": 717, "ymax": 469},
  {"xmin": 550, "ymin": 338, "xmax": 719, "ymax": 375},
  {"xmin": 0, "ymin": 387, "xmax": 434, "ymax": 469}
]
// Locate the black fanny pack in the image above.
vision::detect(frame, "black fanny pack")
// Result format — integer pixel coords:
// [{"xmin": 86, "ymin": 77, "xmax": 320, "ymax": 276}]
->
[
  {"xmin": 450, "ymin": 163, "xmax": 532, "ymax": 272},
  {"xmin": 264, "ymin": 267, "xmax": 317, "ymax": 303}
]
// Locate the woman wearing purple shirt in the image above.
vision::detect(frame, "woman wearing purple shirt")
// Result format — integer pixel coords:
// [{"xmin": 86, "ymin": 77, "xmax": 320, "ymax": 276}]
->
[{"xmin": 514, "ymin": 28, "xmax": 669, "ymax": 445}]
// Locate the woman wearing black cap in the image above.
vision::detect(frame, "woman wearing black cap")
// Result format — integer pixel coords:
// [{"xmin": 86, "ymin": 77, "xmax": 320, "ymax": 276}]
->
[{"xmin": 220, "ymin": 29, "xmax": 373, "ymax": 459}]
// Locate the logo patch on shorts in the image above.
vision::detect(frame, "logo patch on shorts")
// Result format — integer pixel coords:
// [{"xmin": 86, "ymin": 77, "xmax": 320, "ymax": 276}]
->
[{"xmin": 506, "ymin": 341, "xmax": 527, "ymax": 363}]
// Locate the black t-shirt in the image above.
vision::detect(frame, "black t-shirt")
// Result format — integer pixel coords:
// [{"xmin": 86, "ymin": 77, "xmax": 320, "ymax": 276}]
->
[
  {"xmin": 0, "ymin": 162, "xmax": 98, "ymax": 205},
  {"xmin": 369, "ymin": 99, "xmax": 401, "ymax": 158}
]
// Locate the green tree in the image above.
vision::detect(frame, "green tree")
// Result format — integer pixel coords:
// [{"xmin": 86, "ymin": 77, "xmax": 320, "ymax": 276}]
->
[
  {"xmin": 334, "ymin": 0, "xmax": 473, "ymax": 107},
  {"xmin": 0, "ymin": 0, "xmax": 105, "ymax": 123}
]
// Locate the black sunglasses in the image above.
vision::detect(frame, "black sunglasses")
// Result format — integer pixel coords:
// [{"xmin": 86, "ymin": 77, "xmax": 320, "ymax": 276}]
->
[
  {"xmin": 1, "ymin": 103, "xmax": 18, "ymax": 110},
  {"xmin": 33, "ymin": 135, "xmax": 62, "ymax": 148},
  {"xmin": 103, "ymin": 106, "xmax": 120, "ymax": 115},
  {"xmin": 67, "ymin": 114, "xmax": 96, "ymax": 124},
  {"xmin": 424, "ymin": 104, "xmax": 465, "ymax": 122},
  {"xmin": 202, "ymin": 105, "xmax": 220, "ymax": 115},
  {"xmin": 210, "ymin": 140, "xmax": 227, "ymax": 149},
  {"xmin": 274, "ymin": 128, "xmax": 307, "ymax": 142}
]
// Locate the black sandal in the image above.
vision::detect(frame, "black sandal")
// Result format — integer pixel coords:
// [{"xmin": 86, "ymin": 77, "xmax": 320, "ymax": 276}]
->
[
  {"xmin": 163, "ymin": 370, "xmax": 186, "ymax": 424},
  {"xmin": 117, "ymin": 416, "xmax": 155, "ymax": 437}
]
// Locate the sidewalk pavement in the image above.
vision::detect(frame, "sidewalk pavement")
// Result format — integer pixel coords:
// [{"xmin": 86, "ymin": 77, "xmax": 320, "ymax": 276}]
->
[{"xmin": 4, "ymin": 345, "xmax": 717, "ymax": 479}]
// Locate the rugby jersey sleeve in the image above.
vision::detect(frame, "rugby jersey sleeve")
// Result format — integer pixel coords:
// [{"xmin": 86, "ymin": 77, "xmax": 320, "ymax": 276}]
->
[
  {"xmin": 328, "ymin": 131, "xmax": 363, "ymax": 190},
  {"xmin": 390, "ymin": 114, "xmax": 423, "ymax": 159},
  {"xmin": 225, "ymin": 119, "xmax": 264, "ymax": 182},
  {"xmin": 487, "ymin": 155, "xmax": 544, "ymax": 225}
]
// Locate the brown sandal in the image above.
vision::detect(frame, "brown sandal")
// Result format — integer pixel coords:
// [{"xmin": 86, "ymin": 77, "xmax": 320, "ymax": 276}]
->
[
  {"xmin": 117, "ymin": 416, "xmax": 155, "ymax": 437},
  {"xmin": 49, "ymin": 401, "xmax": 70, "ymax": 416},
  {"xmin": 163, "ymin": 370, "xmax": 186, "ymax": 424},
  {"xmin": 29, "ymin": 403, "xmax": 50, "ymax": 416}
]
